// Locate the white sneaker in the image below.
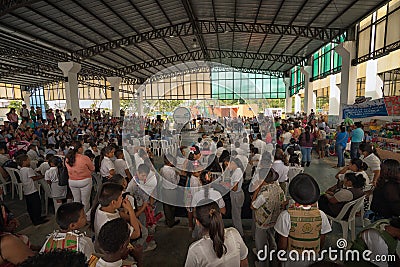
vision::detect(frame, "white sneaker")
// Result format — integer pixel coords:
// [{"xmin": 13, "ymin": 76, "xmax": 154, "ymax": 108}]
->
[{"xmin": 144, "ymin": 241, "xmax": 157, "ymax": 252}]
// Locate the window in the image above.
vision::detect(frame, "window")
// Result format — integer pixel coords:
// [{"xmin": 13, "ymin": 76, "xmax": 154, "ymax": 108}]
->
[
  {"xmin": 356, "ymin": 78, "xmax": 366, "ymax": 97},
  {"xmin": 311, "ymin": 37, "xmax": 344, "ymax": 81},
  {"xmin": 381, "ymin": 69, "xmax": 400, "ymax": 96},
  {"xmin": 315, "ymin": 87, "xmax": 329, "ymax": 114},
  {"xmin": 289, "ymin": 66, "xmax": 304, "ymax": 96}
]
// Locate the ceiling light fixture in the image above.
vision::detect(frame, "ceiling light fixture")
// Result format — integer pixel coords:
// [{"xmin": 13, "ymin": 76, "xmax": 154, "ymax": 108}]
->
[{"xmin": 192, "ymin": 38, "xmax": 198, "ymax": 49}]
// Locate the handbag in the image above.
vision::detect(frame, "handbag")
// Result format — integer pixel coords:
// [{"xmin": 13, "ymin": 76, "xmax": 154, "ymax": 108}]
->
[{"xmin": 58, "ymin": 159, "xmax": 69, "ymax": 186}]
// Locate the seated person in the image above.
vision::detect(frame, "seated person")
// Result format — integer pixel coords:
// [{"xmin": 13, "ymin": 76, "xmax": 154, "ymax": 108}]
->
[
  {"xmin": 19, "ymin": 250, "xmax": 87, "ymax": 267},
  {"xmin": 335, "ymin": 158, "xmax": 369, "ymax": 184},
  {"xmin": 89, "ymin": 218, "xmax": 135, "ymax": 267},
  {"xmin": 41, "ymin": 202, "xmax": 94, "ymax": 261},
  {"xmin": 318, "ymin": 172, "xmax": 366, "ymax": 218},
  {"xmin": 370, "ymin": 159, "xmax": 400, "ymax": 220}
]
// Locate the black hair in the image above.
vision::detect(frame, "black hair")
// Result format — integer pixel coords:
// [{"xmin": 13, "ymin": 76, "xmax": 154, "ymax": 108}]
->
[
  {"xmin": 344, "ymin": 173, "xmax": 366, "ymax": 188},
  {"xmin": 137, "ymin": 163, "xmax": 150, "ymax": 175},
  {"xmin": 45, "ymin": 153, "xmax": 55, "ymax": 161},
  {"xmin": 195, "ymin": 200, "xmax": 226, "ymax": 258},
  {"xmin": 199, "ymin": 170, "xmax": 212, "ymax": 199},
  {"xmin": 56, "ymin": 202, "xmax": 84, "ymax": 230},
  {"xmin": 100, "ymin": 145, "xmax": 115, "ymax": 168},
  {"xmin": 304, "ymin": 126, "xmax": 311, "ymax": 142},
  {"xmin": 114, "ymin": 149, "xmax": 124, "ymax": 159},
  {"xmin": 350, "ymin": 158, "xmax": 368, "ymax": 171},
  {"xmin": 19, "ymin": 249, "xmax": 86, "ymax": 267},
  {"xmin": 379, "ymin": 158, "xmax": 400, "ymax": 186},
  {"xmin": 83, "ymin": 149, "xmax": 95, "ymax": 159},
  {"xmin": 108, "ymin": 174, "xmax": 125, "ymax": 185},
  {"xmin": 359, "ymin": 143, "xmax": 380, "ymax": 159},
  {"xmin": 65, "ymin": 141, "xmax": 82, "ymax": 167},
  {"xmin": 16, "ymin": 154, "xmax": 29, "ymax": 167},
  {"xmin": 340, "ymin": 126, "xmax": 346, "ymax": 132},
  {"xmin": 90, "ymin": 183, "xmax": 124, "ymax": 230},
  {"xmin": 97, "ymin": 218, "xmax": 130, "ymax": 254},
  {"xmin": 274, "ymin": 148, "xmax": 288, "ymax": 166}
]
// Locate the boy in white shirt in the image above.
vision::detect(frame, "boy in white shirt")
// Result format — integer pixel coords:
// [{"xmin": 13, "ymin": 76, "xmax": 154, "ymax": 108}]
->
[
  {"xmin": 114, "ymin": 149, "xmax": 133, "ymax": 182},
  {"xmin": 16, "ymin": 154, "xmax": 48, "ymax": 226}
]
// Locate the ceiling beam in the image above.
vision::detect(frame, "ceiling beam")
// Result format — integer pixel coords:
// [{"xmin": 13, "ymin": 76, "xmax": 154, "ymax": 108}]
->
[
  {"xmin": 0, "ymin": 0, "xmax": 41, "ymax": 17},
  {"xmin": 120, "ymin": 49, "xmax": 304, "ymax": 75},
  {"xmin": 73, "ymin": 20, "xmax": 345, "ymax": 60}
]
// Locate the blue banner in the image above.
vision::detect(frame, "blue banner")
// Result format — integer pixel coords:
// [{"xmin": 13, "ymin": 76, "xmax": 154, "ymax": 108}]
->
[{"xmin": 342, "ymin": 98, "xmax": 388, "ymax": 119}]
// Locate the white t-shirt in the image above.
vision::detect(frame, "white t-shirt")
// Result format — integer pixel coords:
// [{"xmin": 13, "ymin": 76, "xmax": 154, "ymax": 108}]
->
[
  {"xmin": 93, "ymin": 206, "xmax": 134, "ymax": 238},
  {"xmin": 95, "ymin": 258, "xmax": 123, "ymax": 267},
  {"xmin": 40, "ymin": 231, "xmax": 94, "ymax": 261},
  {"xmin": 281, "ymin": 132, "xmax": 292, "ymax": 145},
  {"xmin": 160, "ymin": 165, "xmax": 179, "ymax": 190},
  {"xmin": 100, "ymin": 157, "xmax": 115, "ymax": 178},
  {"xmin": 361, "ymin": 154, "xmax": 381, "ymax": 182},
  {"xmin": 191, "ymin": 188, "xmax": 225, "ymax": 209},
  {"xmin": 45, "ymin": 166, "xmax": 67, "ymax": 199},
  {"xmin": 272, "ymin": 160, "xmax": 290, "ymax": 183},
  {"xmin": 19, "ymin": 167, "xmax": 38, "ymax": 195},
  {"xmin": 114, "ymin": 158, "xmax": 128, "ymax": 178},
  {"xmin": 362, "ymin": 229, "xmax": 389, "ymax": 267},
  {"xmin": 231, "ymin": 168, "xmax": 243, "ymax": 192},
  {"xmin": 185, "ymin": 227, "xmax": 248, "ymax": 267},
  {"xmin": 36, "ymin": 162, "xmax": 50, "ymax": 176}
]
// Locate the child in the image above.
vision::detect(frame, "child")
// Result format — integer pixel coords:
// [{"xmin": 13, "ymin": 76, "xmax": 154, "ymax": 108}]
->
[
  {"xmin": 100, "ymin": 146, "xmax": 115, "ymax": 183},
  {"xmin": 16, "ymin": 154, "xmax": 48, "ymax": 226},
  {"xmin": 109, "ymin": 175, "xmax": 156, "ymax": 253},
  {"xmin": 45, "ymin": 156, "xmax": 68, "ymax": 213},
  {"xmin": 114, "ymin": 149, "xmax": 133, "ymax": 182},
  {"xmin": 41, "ymin": 202, "xmax": 94, "ymax": 261},
  {"xmin": 251, "ymin": 168, "xmax": 286, "ymax": 267},
  {"xmin": 89, "ymin": 218, "xmax": 134, "ymax": 267}
]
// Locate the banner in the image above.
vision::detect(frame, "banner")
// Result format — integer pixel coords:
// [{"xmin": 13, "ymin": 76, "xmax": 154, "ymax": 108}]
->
[
  {"xmin": 384, "ymin": 96, "xmax": 400, "ymax": 116},
  {"xmin": 342, "ymin": 98, "xmax": 388, "ymax": 119}
]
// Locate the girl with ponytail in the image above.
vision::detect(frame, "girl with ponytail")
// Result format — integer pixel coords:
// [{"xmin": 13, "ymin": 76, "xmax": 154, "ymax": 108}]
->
[
  {"xmin": 65, "ymin": 140, "xmax": 95, "ymax": 213},
  {"xmin": 185, "ymin": 200, "xmax": 249, "ymax": 266}
]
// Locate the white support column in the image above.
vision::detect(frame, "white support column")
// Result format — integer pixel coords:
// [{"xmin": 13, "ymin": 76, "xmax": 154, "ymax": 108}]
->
[
  {"xmin": 329, "ymin": 75, "xmax": 340, "ymax": 116},
  {"xmin": 58, "ymin": 62, "xmax": 81, "ymax": 120},
  {"xmin": 137, "ymin": 86, "xmax": 144, "ymax": 117},
  {"xmin": 295, "ymin": 94, "xmax": 301, "ymax": 113},
  {"xmin": 300, "ymin": 66, "xmax": 314, "ymax": 114},
  {"xmin": 284, "ymin": 78, "xmax": 292, "ymax": 114},
  {"xmin": 22, "ymin": 91, "xmax": 31, "ymax": 109},
  {"xmin": 106, "ymin": 77, "xmax": 122, "ymax": 118},
  {"xmin": 365, "ymin": 60, "xmax": 383, "ymax": 99},
  {"xmin": 335, "ymin": 41, "xmax": 357, "ymax": 119}
]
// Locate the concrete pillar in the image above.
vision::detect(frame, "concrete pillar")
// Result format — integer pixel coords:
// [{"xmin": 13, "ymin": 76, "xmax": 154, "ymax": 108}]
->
[
  {"xmin": 295, "ymin": 94, "xmax": 301, "ymax": 113},
  {"xmin": 365, "ymin": 60, "xmax": 383, "ymax": 99},
  {"xmin": 335, "ymin": 41, "xmax": 357, "ymax": 119},
  {"xmin": 137, "ymin": 86, "xmax": 144, "ymax": 117},
  {"xmin": 284, "ymin": 78, "xmax": 292, "ymax": 114},
  {"xmin": 107, "ymin": 77, "xmax": 122, "ymax": 118},
  {"xmin": 58, "ymin": 62, "xmax": 81, "ymax": 120},
  {"xmin": 22, "ymin": 91, "xmax": 31, "ymax": 109},
  {"xmin": 329, "ymin": 75, "xmax": 340, "ymax": 116},
  {"xmin": 300, "ymin": 66, "xmax": 314, "ymax": 114}
]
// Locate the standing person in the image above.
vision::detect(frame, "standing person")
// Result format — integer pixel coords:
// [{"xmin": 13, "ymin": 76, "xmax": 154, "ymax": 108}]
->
[
  {"xmin": 114, "ymin": 149, "xmax": 133, "ymax": 182},
  {"xmin": 280, "ymin": 127, "xmax": 292, "ymax": 151},
  {"xmin": 251, "ymin": 168, "xmax": 286, "ymax": 267},
  {"xmin": 316, "ymin": 127, "xmax": 327, "ymax": 159},
  {"xmin": 36, "ymin": 106, "xmax": 43, "ymax": 122},
  {"xmin": 184, "ymin": 200, "xmax": 249, "ymax": 267},
  {"xmin": 65, "ymin": 141, "xmax": 95, "ymax": 213},
  {"xmin": 350, "ymin": 122, "xmax": 364, "ymax": 159},
  {"xmin": 20, "ymin": 104, "xmax": 30, "ymax": 123},
  {"xmin": 335, "ymin": 126, "xmax": 349, "ymax": 168},
  {"xmin": 160, "ymin": 155, "xmax": 180, "ymax": 228},
  {"xmin": 274, "ymin": 174, "xmax": 332, "ymax": 267},
  {"xmin": 99, "ymin": 146, "xmax": 115, "ymax": 183},
  {"xmin": 30, "ymin": 107, "xmax": 36, "ymax": 123},
  {"xmin": 359, "ymin": 142, "xmax": 381, "ymax": 186},
  {"xmin": 299, "ymin": 126, "xmax": 314, "ymax": 167},
  {"xmin": 6, "ymin": 108, "xmax": 18, "ymax": 130},
  {"xmin": 45, "ymin": 156, "xmax": 67, "ymax": 213},
  {"xmin": 223, "ymin": 158, "xmax": 245, "ymax": 236},
  {"xmin": 16, "ymin": 154, "xmax": 48, "ymax": 226}
]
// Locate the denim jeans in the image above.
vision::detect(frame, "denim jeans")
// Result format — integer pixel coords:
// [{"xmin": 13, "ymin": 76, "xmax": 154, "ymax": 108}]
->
[
  {"xmin": 301, "ymin": 147, "xmax": 312, "ymax": 162},
  {"xmin": 336, "ymin": 144, "xmax": 346, "ymax": 167},
  {"xmin": 350, "ymin": 142, "xmax": 361, "ymax": 159}
]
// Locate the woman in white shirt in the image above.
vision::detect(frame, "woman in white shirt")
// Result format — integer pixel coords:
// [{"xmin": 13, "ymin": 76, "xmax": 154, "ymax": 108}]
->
[
  {"xmin": 223, "ymin": 158, "xmax": 245, "ymax": 236},
  {"xmin": 359, "ymin": 143, "xmax": 381, "ymax": 186},
  {"xmin": 185, "ymin": 200, "xmax": 249, "ymax": 267}
]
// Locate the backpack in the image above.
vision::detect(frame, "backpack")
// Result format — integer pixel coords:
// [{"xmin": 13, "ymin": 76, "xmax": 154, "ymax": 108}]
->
[{"xmin": 58, "ymin": 159, "xmax": 69, "ymax": 186}]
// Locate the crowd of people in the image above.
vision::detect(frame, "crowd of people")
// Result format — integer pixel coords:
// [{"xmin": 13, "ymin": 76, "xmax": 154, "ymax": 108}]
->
[{"xmin": 0, "ymin": 105, "xmax": 398, "ymax": 267}]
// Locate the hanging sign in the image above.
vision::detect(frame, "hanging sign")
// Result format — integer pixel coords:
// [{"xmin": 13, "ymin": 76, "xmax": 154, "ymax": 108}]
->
[{"xmin": 342, "ymin": 98, "xmax": 388, "ymax": 119}]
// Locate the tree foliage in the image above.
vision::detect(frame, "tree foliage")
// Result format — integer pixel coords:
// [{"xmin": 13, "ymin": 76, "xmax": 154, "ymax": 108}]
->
[{"xmin": 8, "ymin": 100, "xmax": 22, "ymax": 111}]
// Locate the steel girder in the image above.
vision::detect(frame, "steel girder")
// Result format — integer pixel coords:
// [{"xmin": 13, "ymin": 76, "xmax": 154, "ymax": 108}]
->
[
  {"xmin": 0, "ymin": 63, "xmax": 62, "ymax": 80},
  {"xmin": 0, "ymin": 0, "xmax": 41, "ymax": 16},
  {"xmin": 0, "ymin": 46, "xmax": 71, "ymax": 61},
  {"xmin": 72, "ymin": 20, "xmax": 346, "ymax": 60},
  {"xmin": 120, "ymin": 49, "xmax": 304, "ymax": 75}
]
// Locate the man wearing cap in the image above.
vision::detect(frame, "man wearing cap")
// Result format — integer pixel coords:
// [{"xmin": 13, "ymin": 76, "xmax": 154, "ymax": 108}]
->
[
  {"xmin": 251, "ymin": 168, "xmax": 286, "ymax": 267},
  {"xmin": 274, "ymin": 173, "xmax": 332, "ymax": 266}
]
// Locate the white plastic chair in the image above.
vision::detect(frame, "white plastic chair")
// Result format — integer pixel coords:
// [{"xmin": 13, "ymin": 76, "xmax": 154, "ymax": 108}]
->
[
  {"xmin": 326, "ymin": 196, "xmax": 365, "ymax": 242},
  {"xmin": 151, "ymin": 140, "xmax": 161, "ymax": 156},
  {"xmin": 0, "ymin": 172, "xmax": 12, "ymax": 196},
  {"xmin": 4, "ymin": 167, "xmax": 23, "ymax": 200},
  {"xmin": 287, "ymin": 166, "xmax": 304, "ymax": 183}
]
